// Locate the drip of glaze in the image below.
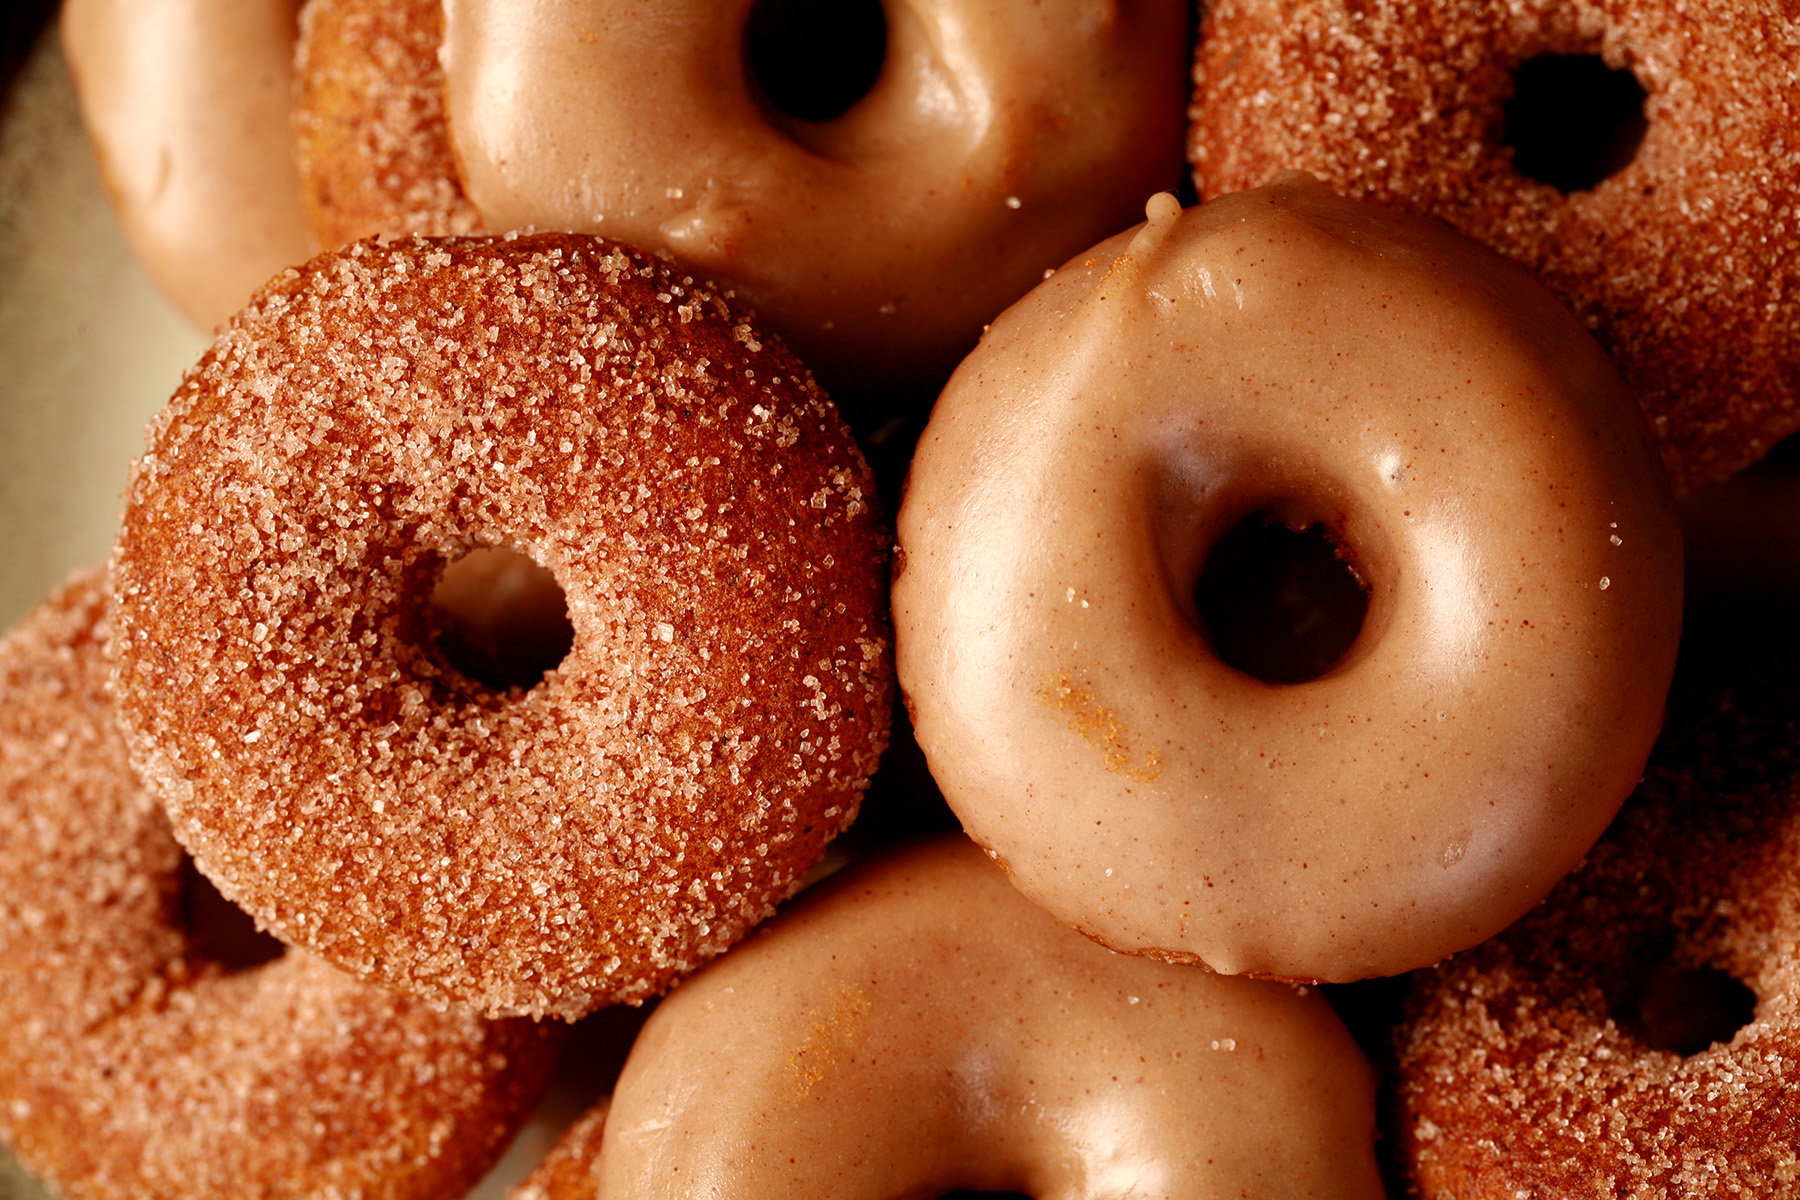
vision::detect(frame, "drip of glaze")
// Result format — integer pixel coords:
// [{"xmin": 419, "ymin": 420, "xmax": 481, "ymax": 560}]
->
[
  {"xmin": 1085, "ymin": 191, "xmax": 1185, "ymax": 322},
  {"xmin": 1127, "ymin": 190, "xmax": 1185, "ymax": 257}
]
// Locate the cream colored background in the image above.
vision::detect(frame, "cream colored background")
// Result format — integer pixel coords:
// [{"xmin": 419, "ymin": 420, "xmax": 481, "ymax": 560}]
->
[{"xmin": 0, "ymin": 29, "xmax": 200, "ymax": 630}]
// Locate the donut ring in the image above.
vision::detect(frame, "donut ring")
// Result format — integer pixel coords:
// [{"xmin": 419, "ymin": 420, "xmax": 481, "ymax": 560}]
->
[
  {"xmin": 1188, "ymin": 0, "xmax": 1800, "ymax": 490},
  {"xmin": 0, "ymin": 568, "xmax": 558, "ymax": 1200},
  {"xmin": 111, "ymin": 233, "xmax": 894, "ymax": 1021},
  {"xmin": 1395, "ymin": 650, "xmax": 1800, "ymax": 1197},
  {"xmin": 893, "ymin": 177, "xmax": 1684, "ymax": 983},
  {"xmin": 513, "ymin": 836, "xmax": 1386, "ymax": 1199},
  {"xmin": 288, "ymin": 0, "xmax": 1194, "ymax": 419}
]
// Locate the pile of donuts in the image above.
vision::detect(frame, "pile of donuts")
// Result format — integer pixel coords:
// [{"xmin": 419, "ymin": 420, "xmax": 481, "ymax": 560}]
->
[{"xmin": 4, "ymin": 0, "xmax": 1797, "ymax": 1196}]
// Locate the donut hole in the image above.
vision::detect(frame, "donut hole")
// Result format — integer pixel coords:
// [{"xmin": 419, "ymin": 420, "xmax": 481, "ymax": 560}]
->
[
  {"xmin": 179, "ymin": 858, "xmax": 284, "ymax": 971},
  {"xmin": 428, "ymin": 546, "xmax": 575, "ymax": 693},
  {"xmin": 1625, "ymin": 961, "xmax": 1758, "ymax": 1057},
  {"xmin": 1194, "ymin": 511, "xmax": 1370, "ymax": 684},
  {"xmin": 745, "ymin": 0, "xmax": 887, "ymax": 124},
  {"xmin": 1503, "ymin": 54, "xmax": 1648, "ymax": 193},
  {"xmin": 1760, "ymin": 428, "xmax": 1800, "ymax": 473}
]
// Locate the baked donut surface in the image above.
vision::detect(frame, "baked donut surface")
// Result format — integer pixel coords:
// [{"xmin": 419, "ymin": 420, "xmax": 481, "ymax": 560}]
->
[
  {"xmin": 1188, "ymin": 0, "xmax": 1800, "ymax": 490},
  {"xmin": 893, "ymin": 177, "xmax": 1683, "ymax": 984},
  {"xmin": 0, "ymin": 568, "xmax": 558, "ymax": 1200},
  {"xmin": 511, "ymin": 836, "xmax": 1386, "ymax": 1200},
  {"xmin": 1395, "ymin": 649, "xmax": 1800, "ymax": 1198},
  {"xmin": 110, "ymin": 233, "xmax": 894, "ymax": 1021},
  {"xmin": 295, "ymin": 0, "xmax": 479, "ymax": 248}
]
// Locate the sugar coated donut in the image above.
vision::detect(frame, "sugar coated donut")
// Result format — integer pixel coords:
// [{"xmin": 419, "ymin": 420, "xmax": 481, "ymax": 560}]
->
[
  {"xmin": 295, "ymin": 0, "xmax": 479, "ymax": 249},
  {"xmin": 510, "ymin": 836, "xmax": 1385, "ymax": 1199},
  {"xmin": 1188, "ymin": 0, "xmax": 1800, "ymax": 490},
  {"xmin": 60, "ymin": 0, "xmax": 314, "ymax": 330},
  {"xmin": 296, "ymin": 0, "xmax": 1194, "ymax": 418},
  {"xmin": 1395, "ymin": 650, "xmax": 1800, "ymax": 1197},
  {"xmin": 893, "ymin": 176, "xmax": 1684, "ymax": 983},
  {"xmin": 111, "ymin": 232, "xmax": 894, "ymax": 1021},
  {"xmin": 0, "ymin": 568, "xmax": 558, "ymax": 1200}
]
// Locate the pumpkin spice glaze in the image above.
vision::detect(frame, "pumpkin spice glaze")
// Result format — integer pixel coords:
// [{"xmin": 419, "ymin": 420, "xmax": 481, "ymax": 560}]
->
[{"xmin": 893, "ymin": 176, "xmax": 1684, "ymax": 984}]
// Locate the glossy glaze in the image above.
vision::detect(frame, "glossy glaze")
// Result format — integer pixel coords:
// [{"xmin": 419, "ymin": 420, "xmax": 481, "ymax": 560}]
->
[
  {"xmin": 440, "ymin": 0, "xmax": 1190, "ymax": 415},
  {"xmin": 515, "ymin": 836, "xmax": 1385, "ymax": 1200},
  {"xmin": 60, "ymin": 0, "xmax": 312, "ymax": 330},
  {"xmin": 893, "ymin": 175, "xmax": 1684, "ymax": 983}
]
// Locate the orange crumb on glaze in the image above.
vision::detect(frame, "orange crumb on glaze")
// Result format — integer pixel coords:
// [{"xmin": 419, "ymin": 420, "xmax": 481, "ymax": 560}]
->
[
  {"xmin": 788, "ymin": 982, "xmax": 874, "ymax": 1099},
  {"xmin": 1040, "ymin": 673, "xmax": 1165, "ymax": 783}
]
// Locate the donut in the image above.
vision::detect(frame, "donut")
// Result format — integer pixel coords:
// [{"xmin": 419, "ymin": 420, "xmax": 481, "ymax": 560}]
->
[
  {"xmin": 1394, "ymin": 646, "xmax": 1800, "ymax": 1197},
  {"xmin": 509, "ymin": 836, "xmax": 1387, "ymax": 1199},
  {"xmin": 295, "ymin": 0, "xmax": 480, "ymax": 250},
  {"xmin": 66, "ymin": 0, "xmax": 1193, "ymax": 423},
  {"xmin": 1187, "ymin": 0, "xmax": 1800, "ymax": 491},
  {"xmin": 0, "ymin": 567, "xmax": 558, "ymax": 1200},
  {"xmin": 892, "ymin": 175, "xmax": 1684, "ymax": 984},
  {"xmin": 60, "ymin": 0, "xmax": 314, "ymax": 330},
  {"xmin": 110, "ymin": 232, "xmax": 894, "ymax": 1021},
  {"xmin": 281, "ymin": 0, "xmax": 1191, "ymax": 423}
]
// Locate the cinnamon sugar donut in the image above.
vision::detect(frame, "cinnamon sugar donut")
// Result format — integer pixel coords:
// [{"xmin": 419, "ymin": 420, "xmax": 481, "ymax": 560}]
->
[
  {"xmin": 60, "ymin": 0, "xmax": 313, "ymax": 330},
  {"xmin": 0, "ymin": 568, "xmax": 558, "ymax": 1200},
  {"xmin": 290, "ymin": 0, "xmax": 1193, "ymax": 420},
  {"xmin": 1395, "ymin": 649, "xmax": 1800, "ymax": 1197},
  {"xmin": 894, "ymin": 177, "xmax": 1684, "ymax": 984},
  {"xmin": 295, "ymin": 0, "xmax": 479, "ymax": 249},
  {"xmin": 510, "ymin": 836, "xmax": 1386, "ymax": 1200},
  {"xmin": 1188, "ymin": 0, "xmax": 1800, "ymax": 490},
  {"xmin": 111, "ymin": 232, "xmax": 893, "ymax": 1021}
]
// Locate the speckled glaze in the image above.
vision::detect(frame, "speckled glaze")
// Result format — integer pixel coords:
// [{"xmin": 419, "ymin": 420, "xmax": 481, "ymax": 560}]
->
[
  {"xmin": 439, "ymin": 0, "xmax": 1192, "ymax": 415},
  {"xmin": 60, "ymin": 0, "xmax": 313, "ymax": 330},
  {"xmin": 511, "ymin": 836, "xmax": 1386, "ymax": 1200},
  {"xmin": 893, "ymin": 176, "xmax": 1684, "ymax": 983}
]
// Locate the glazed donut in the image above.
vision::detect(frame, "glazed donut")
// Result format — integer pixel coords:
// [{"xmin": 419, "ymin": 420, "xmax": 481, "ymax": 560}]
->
[
  {"xmin": 285, "ymin": 0, "xmax": 1193, "ymax": 422},
  {"xmin": 111, "ymin": 232, "xmax": 894, "ymax": 1021},
  {"xmin": 893, "ymin": 176, "xmax": 1684, "ymax": 984},
  {"xmin": 1394, "ymin": 648, "xmax": 1800, "ymax": 1197},
  {"xmin": 60, "ymin": 0, "xmax": 313, "ymax": 331},
  {"xmin": 1187, "ymin": 0, "xmax": 1800, "ymax": 491},
  {"xmin": 510, "ymin": 836, "xmax": 1386, "ymax": 1199},
  {"xmin": 295, "ymin": 0, "xmax": 480, "ymax": 250},
  {"xmin": 67, "ymin": 0, "xmax": 1192, "ymax": 420},
  {"xmin": 0, "ymin": 567, "xmax": 558, "ymax": 1200}
]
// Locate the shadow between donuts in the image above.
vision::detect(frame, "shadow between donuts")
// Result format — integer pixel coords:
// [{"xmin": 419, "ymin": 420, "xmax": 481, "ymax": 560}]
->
[{"xmin": 180, "ymin": 857, "xmax": 285, "ymax": 972}]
